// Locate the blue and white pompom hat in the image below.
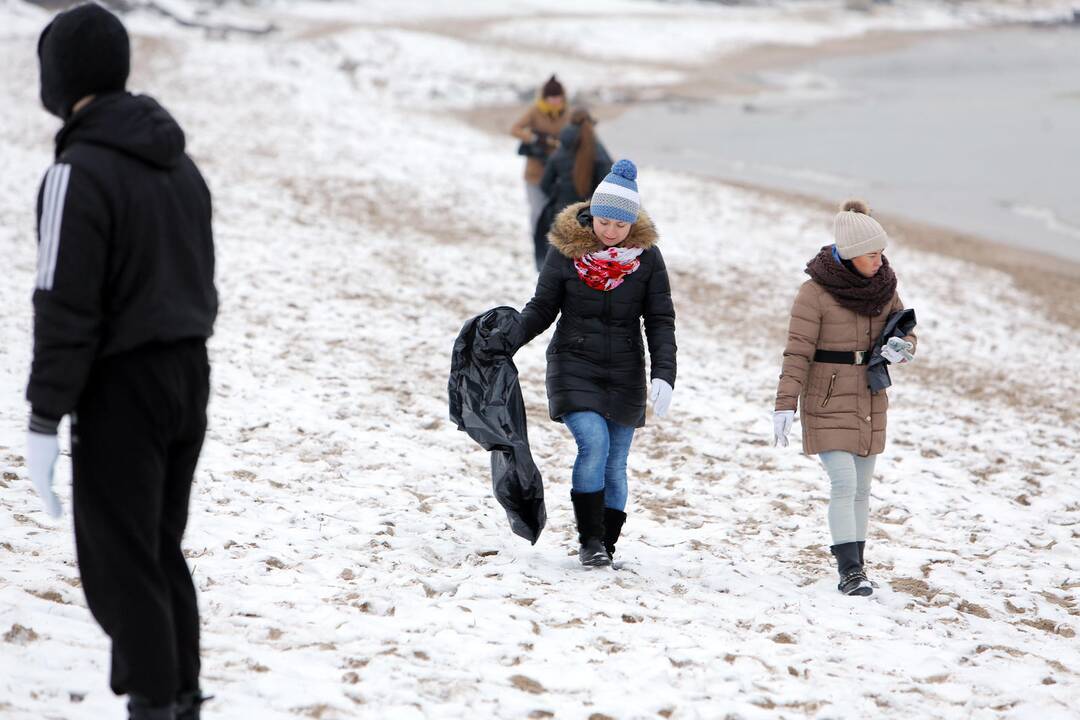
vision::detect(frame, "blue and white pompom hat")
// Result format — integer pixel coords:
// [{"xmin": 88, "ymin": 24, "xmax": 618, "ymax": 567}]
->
[{"xmin": 590, "ymin": 159, "xmax": 640, "ymax": 223}]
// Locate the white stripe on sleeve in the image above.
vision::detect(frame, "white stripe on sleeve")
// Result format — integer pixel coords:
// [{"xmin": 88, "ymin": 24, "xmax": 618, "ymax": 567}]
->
[
  {"xmin": 37, "ymin": 164, "xmax": 71, "ymax": 291},
  {"xmin": 36, "ymin": 166, "xmax": 61, "ymax": 289}
]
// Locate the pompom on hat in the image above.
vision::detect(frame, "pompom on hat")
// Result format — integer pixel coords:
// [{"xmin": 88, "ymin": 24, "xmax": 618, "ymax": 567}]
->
[
  {"xmin": 833, "ymin": 199, "xmax": 888, "ymax": 259},
  {"xmin": 590, "ymin": 159, "xmax": 640, "ymax": 224}
]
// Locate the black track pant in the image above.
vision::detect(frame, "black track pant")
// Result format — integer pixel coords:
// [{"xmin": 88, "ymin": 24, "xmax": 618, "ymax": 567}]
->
[{"xmin": 71, "ymin": 338, "xmax": 209, "ymax": 704}]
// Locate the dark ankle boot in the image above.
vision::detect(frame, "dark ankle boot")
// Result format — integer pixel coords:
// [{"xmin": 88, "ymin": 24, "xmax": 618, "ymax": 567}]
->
[
  {"xmin": 603, "ymin": 508, "xmax": 627, "ymax": 559},
  {"xmin": 856, "ymin": 540, "xmax": 879, "ymax": 588},
  {"xmin": 128, "ymin": 695, "xmax": 176, "ymax": 720},
  {"xmin": 176, "ymin": 690, "xmax": 211, "ymax": 720},
  {"xmin": 830, "ymin": 542, "xmax": 872, "ymax": 596},
  {"xmin": 570, "ymin": 491, "xmax": 611, "ymax": 566}
]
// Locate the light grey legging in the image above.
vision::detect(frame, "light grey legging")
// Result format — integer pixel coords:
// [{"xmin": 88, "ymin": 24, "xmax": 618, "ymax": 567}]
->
[
  {"xmin": 525, "ymin": 181, "xmax": 546, "ymax": 235},
  {"xmin": 818, "ymin": 450, "xmax": 877, "ymax": 545}
]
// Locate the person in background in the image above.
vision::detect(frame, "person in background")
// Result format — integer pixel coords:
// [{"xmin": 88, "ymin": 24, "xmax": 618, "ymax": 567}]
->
[
  {"xmin": 510, "ymin": 74, "xmax": 569, "ymax": 268},
  {"xmin": 773, "ymin": 200, "xmax": 916, "ymax": 597},
  {"xmin": 25, "ymin": 4, "xmax": 217, "ymax": 718},
  {"xmin": 533, "ymin": 107, "xmax": 613, "ymax": 266},
  {"xmin": 516, "ymin": 159, "xmax": 676, "ymax": 567}
]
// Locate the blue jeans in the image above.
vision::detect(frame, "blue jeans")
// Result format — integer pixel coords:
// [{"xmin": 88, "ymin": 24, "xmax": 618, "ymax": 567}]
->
[{"xmin": 563, "ymin": 411, "xmax": 636, "ymax": 511}]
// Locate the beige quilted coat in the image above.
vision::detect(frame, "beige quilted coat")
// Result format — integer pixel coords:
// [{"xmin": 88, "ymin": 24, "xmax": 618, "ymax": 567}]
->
[{"xmin": 775, "ymin": 280, "xmax": 917, "ymax": 456}]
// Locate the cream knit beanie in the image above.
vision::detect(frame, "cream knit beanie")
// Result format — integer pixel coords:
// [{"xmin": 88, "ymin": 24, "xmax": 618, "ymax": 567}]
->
[{"xmin": 833, "ymin": 199, "xmax": 887, "ymax": 259}]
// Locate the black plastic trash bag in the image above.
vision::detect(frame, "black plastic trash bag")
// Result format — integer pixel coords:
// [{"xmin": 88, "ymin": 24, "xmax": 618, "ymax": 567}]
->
[
  {"xmin": 867, "ymin": 308, "xmax": 917, "ymax": 393},
  {"xmin": 449, "ymin": 306, "xmax": 546, "ymax": 544}
]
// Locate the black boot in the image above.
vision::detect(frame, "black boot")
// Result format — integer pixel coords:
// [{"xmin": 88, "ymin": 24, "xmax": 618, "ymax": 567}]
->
[
  {"xmin": 856, "ymin": 540, "xmax": 879, "ymax": 588},
  {"xmin": 570, "ymin": 491, "xmax": 611, "ymax": 567},
  {"xmin": 128, "ymin": 695, "xmax": 176, "ymax": 720},
  {"xmin": 603, "ymin": 508, "xmax": 627, "ymax": 560},
  {"xmin": 176, "ymin": 690, "xmax": 211, "ymax": 720},
  {"xmin": 830, "ymin": 542, "xmax": 872, "ymax": 596}
]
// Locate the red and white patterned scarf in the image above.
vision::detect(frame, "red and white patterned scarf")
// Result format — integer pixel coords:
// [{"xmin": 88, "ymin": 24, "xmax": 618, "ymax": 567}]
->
[{"xmin": 574, "ymin": 246, "xmax": 644, "ymax": 291}]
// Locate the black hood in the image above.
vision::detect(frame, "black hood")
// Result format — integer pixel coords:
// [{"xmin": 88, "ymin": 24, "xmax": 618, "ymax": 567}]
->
[
  {"xmin": 56, "ymin": 92, "xmax": 186, "ymax": 169},
  {"xmin": 37, "ymin": 2, "xmax": 130, "ymax": 119},
  {"xmin": 557, "ymin": 122, "xmax": 581, "ymax": 150}
]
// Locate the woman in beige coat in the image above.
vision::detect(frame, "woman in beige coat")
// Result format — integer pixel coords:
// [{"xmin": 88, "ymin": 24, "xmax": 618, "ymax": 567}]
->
[
  {"xmin": 510, "ymin": 75, "xmax": 569, "ymax": 268},
  {"xmin": 774, "ymin": 200, "xmax": 917, "ymax": 597}
]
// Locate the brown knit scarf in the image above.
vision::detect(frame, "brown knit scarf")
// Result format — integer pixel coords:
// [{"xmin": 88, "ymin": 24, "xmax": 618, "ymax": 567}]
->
[{"xmin": 805, "ymin": 245, "xmax": 897, "ymax": 317}]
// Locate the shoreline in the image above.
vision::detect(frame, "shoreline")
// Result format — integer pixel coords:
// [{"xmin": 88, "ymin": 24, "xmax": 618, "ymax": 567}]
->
[
  {"xmin": 456, "ymin": 26, "xmax": 984, "ymax": 132},
  {"xmin": 455, "ymin": 23, "xmax": 1080, "ymax": 329},
  {"xmin": 719, "ymin": 176, "xmax": 1080, "ymax": 330}
]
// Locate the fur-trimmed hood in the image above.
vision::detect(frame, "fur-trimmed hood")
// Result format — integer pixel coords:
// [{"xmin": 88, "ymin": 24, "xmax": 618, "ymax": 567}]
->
[{"xmin": 548, "ymin": 201, "xmax": 658, "ymax": 259}]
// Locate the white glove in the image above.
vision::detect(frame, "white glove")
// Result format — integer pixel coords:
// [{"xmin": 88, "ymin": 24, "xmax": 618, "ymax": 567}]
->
[
  {"xmin": 649, "ymin": 378, "xmax": 673, "ymax": 417},
  {"xmin": 881, "ymin": 337, "xmax": 914, "ymax": 364},
  {"xmin": 773, "ymin": 410, "xmax": 795, "ymax": 447},
  {"xmin": 27, "ymin": 431, "xmax": 62, "ymax": 518}
]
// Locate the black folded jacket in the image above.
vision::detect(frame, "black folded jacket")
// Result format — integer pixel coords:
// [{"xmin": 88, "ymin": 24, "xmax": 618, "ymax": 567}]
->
[{"xmin": 867, "ymin": 308, "xmax": 917, "ymax": 393}]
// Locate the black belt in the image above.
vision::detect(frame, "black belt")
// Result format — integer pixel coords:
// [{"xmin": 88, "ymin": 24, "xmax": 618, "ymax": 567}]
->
[{"xmin": 814, "ymin": 350, "xmax": 869, "ymax": 365}]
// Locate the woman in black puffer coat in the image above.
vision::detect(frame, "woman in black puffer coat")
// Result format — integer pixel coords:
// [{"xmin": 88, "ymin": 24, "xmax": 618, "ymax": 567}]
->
[{"xmin": 518, "ymin": 159, "xmax": 676, "ymax": 567}]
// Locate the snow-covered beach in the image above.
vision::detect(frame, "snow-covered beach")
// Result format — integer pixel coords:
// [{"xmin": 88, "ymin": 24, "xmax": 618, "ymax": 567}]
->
[{"xmin": 1, "ymin": 1, "xmax": 1078, "ymax": 718}]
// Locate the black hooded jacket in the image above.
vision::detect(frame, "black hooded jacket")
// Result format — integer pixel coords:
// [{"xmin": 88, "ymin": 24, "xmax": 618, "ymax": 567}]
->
[
  {"xmin": 519, "ymin": 202, "xmax": 676, "ymax": 428},
  {"xmin": 27, "ymin": 92, "xmax": 217, "ymax": 430},
  {"xmin": 539, "ymin": 123, "xmax": 612, "ymax": 213}
]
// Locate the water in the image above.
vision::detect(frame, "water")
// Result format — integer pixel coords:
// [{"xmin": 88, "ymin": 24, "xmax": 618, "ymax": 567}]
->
[{"xmin": 605, "ymin": 27, "xmax": 1080, "ymax": 262}]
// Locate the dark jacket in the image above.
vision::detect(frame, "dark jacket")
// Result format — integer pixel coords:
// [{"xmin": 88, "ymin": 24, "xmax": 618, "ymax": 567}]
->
[
  {"xmin": 27, "ymin": 92, "xmax": 217, "ymax": 430},
  {"xmin": 520, "ymin": 202, "xmax": 676, "ymax": 428},
  {"xmin": 449, "ymin": 307, "xmax": 546, "ymax": 544},
  {"xmin": 867, "ymin": 308, "xmax": 917, "ymax": 392},
  {"xmin": 539, "ymin": 124, "xmax": 612, "ymax": 213}
]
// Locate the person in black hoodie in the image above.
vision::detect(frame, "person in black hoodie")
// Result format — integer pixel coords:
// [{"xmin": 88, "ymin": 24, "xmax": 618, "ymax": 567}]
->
[
  {"xmin": 533, "ymin": 107, "xmax": 612, "ymax": 262},
  {"xmin": 25, "ymin": 5, "xmax": 216, "ymax": 719},
  {"xmin": 518, "ymin": 159, "xmax": 676, "ymax": 567}
]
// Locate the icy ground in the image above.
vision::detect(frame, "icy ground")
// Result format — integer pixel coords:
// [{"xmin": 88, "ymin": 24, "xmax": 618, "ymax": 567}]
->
[{"xmin": 0, "ymin": 1, "xmax": 1078, "ymax": 718}]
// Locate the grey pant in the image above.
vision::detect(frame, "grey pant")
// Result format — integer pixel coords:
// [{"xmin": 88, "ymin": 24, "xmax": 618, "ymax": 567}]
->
[
  {"xmin": 525, "ymin": 182, "xmax": 550, "ymax": 270},
  {"xmin": 525, "ymin": 182, "xmax": 546, "ymax": 237},
  {"xmin": 819, "ymin": 451, "xmax": 877, "ymax": 545}
]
